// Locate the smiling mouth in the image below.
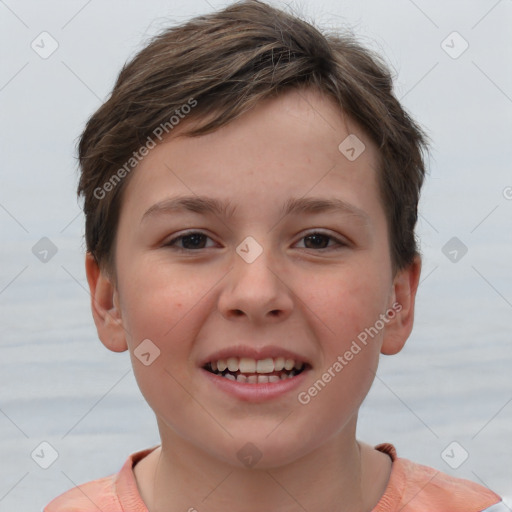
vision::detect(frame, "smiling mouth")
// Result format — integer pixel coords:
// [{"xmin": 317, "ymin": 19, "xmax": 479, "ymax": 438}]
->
[{"xmin": 203, "ymin": 356, "xmax": 309, "ymax": 384}]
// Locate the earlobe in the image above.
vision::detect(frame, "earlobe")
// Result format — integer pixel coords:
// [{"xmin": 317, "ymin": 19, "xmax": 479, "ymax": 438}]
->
[
  {"xmin": 381, "ymin": 255, "xmax": 422, "ymax": 356},
  {"xmin": 85, "ymin": 253, "xmax": 128, "ymax": 353}
]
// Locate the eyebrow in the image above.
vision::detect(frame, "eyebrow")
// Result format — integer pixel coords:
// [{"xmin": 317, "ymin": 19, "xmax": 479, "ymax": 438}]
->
[
  {"xmin": 141, "ymin": 195, "xmax": 370, "ymax": 225},
  {"xmin": 141, "ymin": 196, "xmax": 238, "ymax": 223}
]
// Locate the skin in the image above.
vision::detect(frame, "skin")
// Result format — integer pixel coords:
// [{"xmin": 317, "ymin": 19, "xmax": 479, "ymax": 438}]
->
[{"xmin": 86, "ymin": 87, "xmax": 421, "ymax": 512}]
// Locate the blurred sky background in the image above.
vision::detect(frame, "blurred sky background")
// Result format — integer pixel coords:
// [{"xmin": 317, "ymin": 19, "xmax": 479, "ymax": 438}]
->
[{"xmin": 1, "ymin": 0, "xmax": 511, "ymax": 509}]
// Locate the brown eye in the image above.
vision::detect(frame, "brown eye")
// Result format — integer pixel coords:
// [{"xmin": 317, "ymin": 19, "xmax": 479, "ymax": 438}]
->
[
  {"xmin": 303, "ymin": 233, "xmax": 331, "ymax": 249},
  {"xmin": 296, "ymin": 231, "xmax": 347, "ymax": 250},
  {"xmin": 165, "ymin": 232, "xmax": 215, "ymax": 251}
]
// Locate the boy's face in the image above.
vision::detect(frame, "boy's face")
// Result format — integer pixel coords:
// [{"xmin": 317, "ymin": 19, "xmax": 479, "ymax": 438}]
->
[{"xmin": 88, "ymin": 88, "xmax": 419, "ymax": 468}]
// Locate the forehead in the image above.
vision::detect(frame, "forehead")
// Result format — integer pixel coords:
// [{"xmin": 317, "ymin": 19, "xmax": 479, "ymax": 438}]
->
[{"xmin": 118, "ymin": 88, "xmax": 383, "ymax": 228}]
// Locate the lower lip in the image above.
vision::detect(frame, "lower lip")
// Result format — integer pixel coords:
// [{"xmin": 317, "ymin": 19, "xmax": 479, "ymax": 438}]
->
[{"xmin": 201, "ymin": 368, "xmax": 310, "ymax": 402}]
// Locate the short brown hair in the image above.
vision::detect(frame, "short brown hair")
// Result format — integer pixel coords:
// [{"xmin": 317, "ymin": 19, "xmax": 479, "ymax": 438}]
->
[{"xmin": 77, "ymin": 0, "xmax": 428, "ymax": 276}]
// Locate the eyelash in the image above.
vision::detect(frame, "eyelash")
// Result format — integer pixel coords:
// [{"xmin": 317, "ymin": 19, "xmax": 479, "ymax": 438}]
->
[{"xmin": 164, "ymin": 230, "xmax": 348, "ymax": 252}]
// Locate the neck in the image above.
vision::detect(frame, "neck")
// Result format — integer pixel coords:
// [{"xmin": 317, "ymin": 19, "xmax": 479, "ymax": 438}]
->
[{"xmin": 136, "ymin": 418, "xmax": 391, "ymax": 512}]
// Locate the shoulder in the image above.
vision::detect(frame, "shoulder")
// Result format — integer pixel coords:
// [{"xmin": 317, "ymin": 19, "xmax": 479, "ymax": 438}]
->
[
  {"xmin": 43, "ymin": 447, "xmax": 157, "ymax": 512},
  {"xmin": 401, "ymin": 457, "xmax": 501, "ymax": 508},
  {"xmin": 394, "ymin": 457, "xmax": 502, "ymax": 511},
  {"xmin": 374, "ymin": 443, "xmax": 503, "ymax": 512},
  {"xmin": 43, "ymin": 474, "xmax": 120, "ymax": 511}
]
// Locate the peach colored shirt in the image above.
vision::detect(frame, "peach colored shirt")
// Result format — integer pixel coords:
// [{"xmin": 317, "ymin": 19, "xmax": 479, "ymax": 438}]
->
[{"xmin": 44, "ymin": 443, "xmax": 503, "ymax": 511}]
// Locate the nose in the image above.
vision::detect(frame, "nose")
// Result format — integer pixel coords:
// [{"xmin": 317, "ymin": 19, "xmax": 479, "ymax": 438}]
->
[{"xmin": 216, "ymin": 241, "xmax": 294, "ymax": 324}]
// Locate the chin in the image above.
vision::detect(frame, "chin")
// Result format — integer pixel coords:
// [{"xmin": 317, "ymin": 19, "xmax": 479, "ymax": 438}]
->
[{"xmin": 209, "ymin": 429, "xmax": 317, "ymax": 470}]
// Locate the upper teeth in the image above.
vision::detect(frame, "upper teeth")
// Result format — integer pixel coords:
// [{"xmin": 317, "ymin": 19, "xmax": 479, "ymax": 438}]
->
[{"xmin": 211, "ymin": 357, "xmax": 304, "ymax": 373}]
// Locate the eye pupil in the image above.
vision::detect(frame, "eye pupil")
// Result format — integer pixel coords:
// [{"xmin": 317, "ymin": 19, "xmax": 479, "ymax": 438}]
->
[
  {"xmin": 305, "ymin": 234, "xmax": 329, "ymax": 249},
  {"xmin": 182, "ymin": 233, "xmax": 206, "ymax": 249}
]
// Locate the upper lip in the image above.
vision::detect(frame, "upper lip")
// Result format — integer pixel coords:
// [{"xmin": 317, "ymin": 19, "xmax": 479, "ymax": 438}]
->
[{"xmin": 199, "ymin": 345, "xmax": 311, "ymax": 368}]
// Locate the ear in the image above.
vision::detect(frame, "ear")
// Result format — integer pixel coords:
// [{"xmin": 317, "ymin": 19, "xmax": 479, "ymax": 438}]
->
[
  {"xmin": 85, "ymin": 252, "xmax": 128, "ymax": 353},
  {"xmin": 381, "ymin": 255, "xmax": 421, "ymax": 356}
]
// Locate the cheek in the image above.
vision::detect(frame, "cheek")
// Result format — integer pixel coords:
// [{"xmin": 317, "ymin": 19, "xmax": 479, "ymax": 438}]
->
[
  {"xmin": 118, "ymin": 258, "xmax": 208, "ymax": 341},
  {"xmin": 119, "ymin": 273, "xmax": 203, "ymax": 424},
  {"xmin": 309, "ymin": 266, "xmax": 390, "ymax": 340},
  {"xmin": 311, "ymin": 268, "xmax": 391, "ymax": 408},
  {"xmin": 116, "ymin": 259, "xmax": 218, "ymax": 388},
  {"xmin": 297, "ymin": 279, "xmax": 385, "ymax": 426}
]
